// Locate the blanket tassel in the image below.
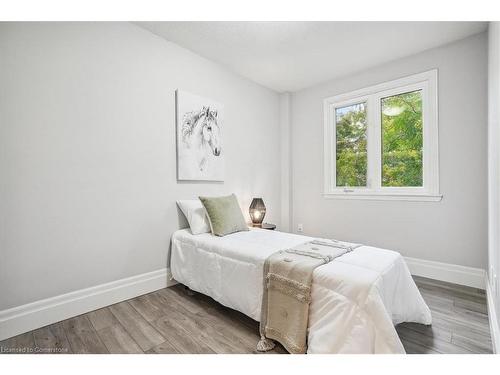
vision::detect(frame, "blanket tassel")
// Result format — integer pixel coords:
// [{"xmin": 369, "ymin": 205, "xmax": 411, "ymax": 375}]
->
[{"xmin": 257, "ymin": 335, "xmax": 275, "ymax": 352}]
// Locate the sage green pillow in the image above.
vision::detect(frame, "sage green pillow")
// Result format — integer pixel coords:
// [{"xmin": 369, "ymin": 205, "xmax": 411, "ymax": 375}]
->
[{"xmin": 199, "ymin": 194, "xmax": 249, "ymax": 236}]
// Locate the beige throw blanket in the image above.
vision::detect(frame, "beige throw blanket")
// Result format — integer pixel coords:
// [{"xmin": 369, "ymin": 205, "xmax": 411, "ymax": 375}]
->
[{"xmin": 257, "ymin": 240, "xmax": 360, "ymax": 353}]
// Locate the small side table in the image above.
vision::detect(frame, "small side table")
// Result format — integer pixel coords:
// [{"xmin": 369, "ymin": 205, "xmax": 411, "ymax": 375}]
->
[{"xmin": 260, "ymin": 223, "xmax": 276, "ymax": 230}]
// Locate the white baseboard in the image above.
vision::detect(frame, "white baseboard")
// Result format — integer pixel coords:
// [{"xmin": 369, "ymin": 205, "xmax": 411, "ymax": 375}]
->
[
  {"xmin": 404, "ymin": 256, "xmax": 486, "ymax": 289},
  {"xmin": 486, "ymin": 275, "xmax": 500, "ymax": 354},
  {"xmin": 0, "ymin": 268, "xmax": 176, "ymax": 341}
]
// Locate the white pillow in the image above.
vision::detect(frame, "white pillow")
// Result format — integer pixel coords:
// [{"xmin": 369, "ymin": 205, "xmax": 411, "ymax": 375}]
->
[{"xmin": 177, "ymin": 200, "xmax": 211, "ymax": 235}]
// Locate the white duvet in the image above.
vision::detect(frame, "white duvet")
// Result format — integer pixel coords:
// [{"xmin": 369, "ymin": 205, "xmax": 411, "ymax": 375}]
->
[{"xmin": 170, "ymin": 228, "xmax": 431, "ymax": 354}]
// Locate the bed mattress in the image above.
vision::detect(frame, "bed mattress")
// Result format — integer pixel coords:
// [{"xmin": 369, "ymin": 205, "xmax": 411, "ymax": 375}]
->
[{"xmin": 170, "ymin": 228, "xmax": 431, "ymax": 354}]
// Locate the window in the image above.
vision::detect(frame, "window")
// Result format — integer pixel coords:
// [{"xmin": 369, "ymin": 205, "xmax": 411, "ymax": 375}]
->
[
  {"xmin": 381, "ymin": 90, "xmax": 423, "ymax": 187},
  {"xmin": 335, "ymin": 102, "xmax": 367, "ymax": 187},
  {"xmin": 324, "ymin": 70, "xmax": 441, "ymax": 201}
]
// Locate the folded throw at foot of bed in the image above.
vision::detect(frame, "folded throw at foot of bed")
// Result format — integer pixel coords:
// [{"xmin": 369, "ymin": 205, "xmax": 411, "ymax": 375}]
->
[{"xmin": 258, "ymin": 241, "xmax": 360, "ymax": 353}]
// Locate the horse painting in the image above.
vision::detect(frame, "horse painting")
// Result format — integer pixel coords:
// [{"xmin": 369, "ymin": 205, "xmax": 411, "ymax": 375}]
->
[
  {"xmin": 182, "ymin": 106, "xmax": 221, "ymax": 171},
  {"xmin": 176, "ymin": 91, "xmax": 224, "ymax": 181}
]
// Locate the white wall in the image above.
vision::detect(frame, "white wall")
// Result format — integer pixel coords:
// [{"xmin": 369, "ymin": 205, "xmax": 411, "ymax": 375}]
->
[
  {"xmin": 290, "ymin": 32, "xmax": 488, "ymax": 269},
  {"xmin": 488, "ymin": 22, "xmax": 500, "ymax": 339},
  {"xmin": 0, "ymin": 22, "xmax": 281, "ymax": 311}
]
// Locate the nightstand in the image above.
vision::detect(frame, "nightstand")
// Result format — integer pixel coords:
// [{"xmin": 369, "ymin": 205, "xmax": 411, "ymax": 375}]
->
[{"xmin": 260, "ymin": 223, "xmax": 276, "ymax": 230}]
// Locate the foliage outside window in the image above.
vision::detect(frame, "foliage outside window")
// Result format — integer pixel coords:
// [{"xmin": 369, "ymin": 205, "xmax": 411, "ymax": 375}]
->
[
  {"xmin": 335, "ymin": 103, "xmax": 367, "ymax": 187},
  {"xmin": 381, "ymin": 90, "xmax": 423, "ymax": 187},
  {"xmin": 324, "ymin": 70, "xmax": 440, "ymax": 201}
]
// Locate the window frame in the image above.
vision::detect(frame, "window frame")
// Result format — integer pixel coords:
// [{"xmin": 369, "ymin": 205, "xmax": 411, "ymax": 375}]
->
[{"xmin": 323, "ymin": 70, "xmax": 441, "ymax": 202}]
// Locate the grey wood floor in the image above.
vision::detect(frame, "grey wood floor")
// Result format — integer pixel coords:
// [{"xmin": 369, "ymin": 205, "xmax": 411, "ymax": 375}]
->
[{"xmin": 0, "ymin": 276, "xmax": 493, "ymax": 354}]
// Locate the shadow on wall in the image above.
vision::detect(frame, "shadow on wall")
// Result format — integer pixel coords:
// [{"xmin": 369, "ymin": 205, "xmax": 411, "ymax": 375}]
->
[{"xmin": 166, "ymin": 205, "xmax": 190, "ymax": 272}]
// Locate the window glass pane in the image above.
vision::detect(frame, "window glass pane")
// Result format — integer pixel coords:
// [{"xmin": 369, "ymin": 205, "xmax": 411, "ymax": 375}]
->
[
  {"xmin": 381, "ymin": 90, "xmax": 423, "ymax": 187},
  {"xmin": 335, "ymin": 102, "xmax": 367, "ymax": 187}
]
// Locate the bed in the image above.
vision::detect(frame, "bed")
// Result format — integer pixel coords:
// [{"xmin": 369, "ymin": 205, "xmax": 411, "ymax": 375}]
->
[{"xmin": 170, "ymin": 227, "xmax": 432, "ymax": 354}]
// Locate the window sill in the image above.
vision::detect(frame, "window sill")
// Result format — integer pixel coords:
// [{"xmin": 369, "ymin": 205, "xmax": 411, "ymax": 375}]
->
[{"xmin": 323, "ymin": 192, "xmax": 443, "ymax": 202}]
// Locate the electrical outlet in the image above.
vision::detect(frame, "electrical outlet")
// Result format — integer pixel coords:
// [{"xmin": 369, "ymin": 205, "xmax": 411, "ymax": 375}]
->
[{"xmin": 297, "ymin": 223, "xmax": 304, "ymax": 233}]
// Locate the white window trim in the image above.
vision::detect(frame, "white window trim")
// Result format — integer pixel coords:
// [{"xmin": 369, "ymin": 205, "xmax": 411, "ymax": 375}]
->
[{"xmin": 323, "ymin": 69, "xmax": 442, "ymax": 202}]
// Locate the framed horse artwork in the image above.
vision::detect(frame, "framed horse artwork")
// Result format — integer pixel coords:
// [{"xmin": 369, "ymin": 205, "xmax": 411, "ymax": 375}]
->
[{"xmin": 176, "ymin": 90, "xmax": 224, "ymax": 181}]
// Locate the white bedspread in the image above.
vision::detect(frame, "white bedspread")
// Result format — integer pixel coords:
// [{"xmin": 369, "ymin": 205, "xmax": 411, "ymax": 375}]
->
[{"xmin": 170, "ymin": 228, "xmax": 431, "ymax": 354}]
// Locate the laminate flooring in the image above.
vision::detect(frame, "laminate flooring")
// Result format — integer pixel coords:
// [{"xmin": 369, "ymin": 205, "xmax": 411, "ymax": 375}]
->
[{"xmin": 0, "ymin": 276, "xmax": 493, "ymax": 354}]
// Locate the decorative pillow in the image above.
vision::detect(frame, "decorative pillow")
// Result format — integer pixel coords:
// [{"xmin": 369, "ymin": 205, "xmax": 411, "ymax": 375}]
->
[
  {"xmin": 198, "ymin": 194, "xmax": 249, "ymax": 237},
  {"xmin": 177, "ymin": 200, "xmax": 211, "ymax": 235}
]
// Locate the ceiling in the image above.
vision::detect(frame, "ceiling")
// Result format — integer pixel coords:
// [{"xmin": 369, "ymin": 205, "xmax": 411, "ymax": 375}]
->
[{"xmin": 136, "ymin": 22, "xmax": 488, "ymax": 93}]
